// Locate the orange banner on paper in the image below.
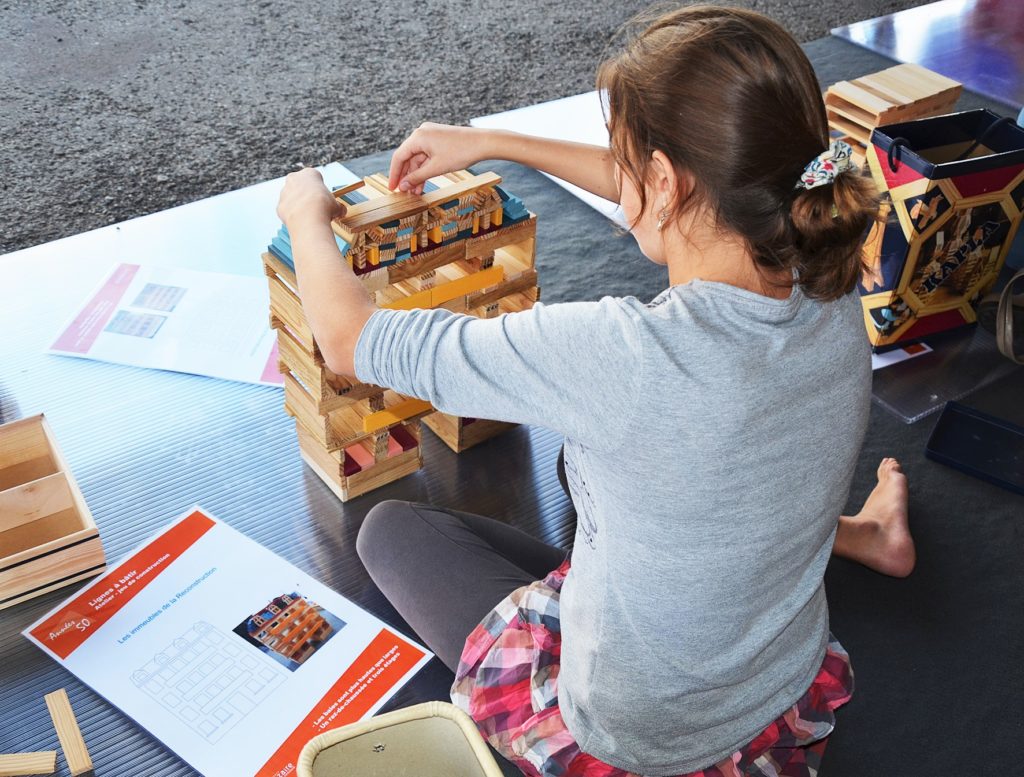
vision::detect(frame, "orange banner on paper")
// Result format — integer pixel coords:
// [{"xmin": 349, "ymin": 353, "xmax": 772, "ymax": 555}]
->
[
  {"xmin": 29, "ymin": 510, "xmax": 215, "ymax": 659},
  {"xmin": 255, "ymin": 628, "xmax": 426, "ymax": 777}
]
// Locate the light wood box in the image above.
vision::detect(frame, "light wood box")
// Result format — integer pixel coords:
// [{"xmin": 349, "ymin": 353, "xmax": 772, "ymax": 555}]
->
[{"xmin": 0, "ymin": 414, "xmax": 106, "ymax": 610}]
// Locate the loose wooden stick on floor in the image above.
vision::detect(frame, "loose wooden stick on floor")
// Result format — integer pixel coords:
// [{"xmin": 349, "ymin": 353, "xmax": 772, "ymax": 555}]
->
[
  {"xmin": 0, "ymin": 751, "xmax": 57, "ymax": 777},
  {"xmin": 43, "ymin": 689, "xmax": 92, "ymax": 776}
]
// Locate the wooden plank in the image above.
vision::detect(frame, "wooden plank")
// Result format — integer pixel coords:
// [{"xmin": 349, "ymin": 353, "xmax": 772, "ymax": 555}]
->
[
  {"xmin": 499, "ymin": 290, "xmax": 539, "ymax": 314},
  {"xmin": 0, "ymin": 473, "xmax": 74, "ymax": 534},
  {"xmin": 465, "ymin": 215, "xmax": 536, "ymax": 262},
  {"xmin": 331, "ymin": 180, "xmax": 366, "ymax": 200},
  {"xmin": 362, "ymin": 173, "xmax": 393, "ymax": 196},
  {"xmin": 295, "ymin": 422, "xmax": 345, "ymax": 481},
  {"xmin": 0, "ymin": 751, "xmax": 57, "ymax": 776},
  {"xmin": 262, "ymin": 251, "xmax": 296, "ymax": 289},
  {"xmin": 467, "ymin": 269, "xmax": 539, "ymax": 310},
  {"xmin": 855, "ymin": 73, "xmax": 916, "ymax": 105},
  {"xmin": 864, "ymin": 69, "xmax": 929, "ymax": 101},
  {"xmin": 297, "ymin": 445, "xmax": 349, "ymax": 502},
  {"xmin": 336, "ymin": 173, "xmax": 502, "ymax": 233},
  {"xmin": 824, "ymin": 94, "xmax": 877, "ymax": 128},
  {"xmin": 268, "ymin": 274, "xmax": 314, "ymax": 346},
  {"xmin": 283, "ymin": 373, "xmax": 338, "ymax": 449},
  {"xmin": 43, "ymin": 689, "xmax": 92, "ymax": 776},
  {"xmin": 827, "ymin": 80, "xmax": 893, "ymax": 115},
  {"xmin": 887, "ymin": 64, "xmax": 957, "ymax": 99},
  {"xmin": 826, "ymin": 112, "xmax": 871, "ymax": 144},
  {"xmin": 385, "ymin": 241, "xmax": 467, "ymax": 284},
  {"xmin": 276, "ymin": 326, "xmax": 327, "ymax": 394},
  {"xmin": 900, "ymin": 63, "xmax": 960, "ymax": 92},
  {"xmin": 270, "ymin": 315, "xmax": 321, "ymax": 364}
]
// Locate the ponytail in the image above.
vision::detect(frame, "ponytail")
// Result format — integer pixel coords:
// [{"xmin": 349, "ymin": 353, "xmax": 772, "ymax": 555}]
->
[{"xmin": 789, "ymin": 169, "xmax": 881, "ymax": 300}]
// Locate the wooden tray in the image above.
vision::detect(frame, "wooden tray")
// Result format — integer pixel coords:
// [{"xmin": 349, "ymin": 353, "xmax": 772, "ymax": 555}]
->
[{"xmin": 0, "ymin": 415, "xmax": 106, "ymax": 610}]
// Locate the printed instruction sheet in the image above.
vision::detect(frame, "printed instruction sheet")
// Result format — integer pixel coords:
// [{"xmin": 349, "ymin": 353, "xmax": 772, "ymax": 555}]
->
[
  {"xmin": 25, "ymin": 508, "xmax": 432, "ymax": 777},
  {"xmin": 50, "ymin": 263, "xmax": 284, "ymax": 386}
]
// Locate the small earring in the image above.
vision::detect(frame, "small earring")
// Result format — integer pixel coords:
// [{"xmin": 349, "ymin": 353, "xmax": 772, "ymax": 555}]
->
[{"xmin": 656, "ymin": 209, "xmax": 668, "ymax": 231}]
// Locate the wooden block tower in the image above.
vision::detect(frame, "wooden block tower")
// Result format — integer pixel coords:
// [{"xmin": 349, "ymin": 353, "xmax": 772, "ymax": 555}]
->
[
  {"xmin": 825, "ymin": 63, "xmax": 962, "ymax": 165},
  {"xmin": 262, "ymin": 170, "xmax": 539, "ymax": 501}
]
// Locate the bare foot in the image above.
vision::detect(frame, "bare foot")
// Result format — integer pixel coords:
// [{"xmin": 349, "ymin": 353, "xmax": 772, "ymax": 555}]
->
[{"xmin": 834, "ymin": 458, "xmax": 915, "ymax": 577}]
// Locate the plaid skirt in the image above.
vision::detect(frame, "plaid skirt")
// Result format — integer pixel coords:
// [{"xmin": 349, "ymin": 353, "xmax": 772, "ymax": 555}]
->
[{"xmin": 451, "ymin": 559, "xmax": 854, "ymax": 777}]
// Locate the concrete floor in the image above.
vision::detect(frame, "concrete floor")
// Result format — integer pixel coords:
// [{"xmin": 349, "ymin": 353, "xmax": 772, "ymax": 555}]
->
[{"xmin": 1, "ymin": 0, "xmax": 930, "ymax": 254}]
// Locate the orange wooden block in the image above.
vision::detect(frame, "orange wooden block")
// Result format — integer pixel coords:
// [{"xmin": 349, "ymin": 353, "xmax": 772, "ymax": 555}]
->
[
  {"xmin": 362, "ymin": 398, "xmax": 434, "ymax": 434},
  {"xmin": 383, "ymin": 288, "xmax": 433, "ymax": 311},
  {"xmin": 430, "ymin": 265, "xmax": 505, "ymax": 307}
]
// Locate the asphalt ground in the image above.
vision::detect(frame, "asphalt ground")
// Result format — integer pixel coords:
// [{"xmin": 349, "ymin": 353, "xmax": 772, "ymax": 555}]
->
[{"xmin": 1, "ymin": 0, "xmax": 931, "ymax": 255}]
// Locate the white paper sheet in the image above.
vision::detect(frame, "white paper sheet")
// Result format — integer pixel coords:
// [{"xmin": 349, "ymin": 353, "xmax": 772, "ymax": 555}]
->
[
  {"xmin": 471, "ymin": 91, "xmax": 626, "ymax": 225},
  {"xmin": 24, "ymin": 508, "xmax": 432, "ymax": 777},
  {"xmin": 44, "ymin": 162, "xmax": 360, "ymax": 387},
  {"xmin": 49, "ymin": 263, "xmax": 285, "ymax": 386}
]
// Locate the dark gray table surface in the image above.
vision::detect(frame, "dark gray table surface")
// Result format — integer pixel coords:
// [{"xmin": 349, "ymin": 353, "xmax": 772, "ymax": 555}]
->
[{"xmin": 1, "ymin": 36, "xmax": 1021, "ymax": 776}]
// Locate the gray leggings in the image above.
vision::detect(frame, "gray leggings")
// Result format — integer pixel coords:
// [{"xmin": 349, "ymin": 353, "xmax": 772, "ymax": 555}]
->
[{"xmin": 356, "ymin": 501, "xmax": 568, "ymax": 672}]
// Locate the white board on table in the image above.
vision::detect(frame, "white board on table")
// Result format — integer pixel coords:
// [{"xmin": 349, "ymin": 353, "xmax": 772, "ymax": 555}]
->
[{"xmin": 471, "ymin": 91, "xmax": 626, "ymax": 226}]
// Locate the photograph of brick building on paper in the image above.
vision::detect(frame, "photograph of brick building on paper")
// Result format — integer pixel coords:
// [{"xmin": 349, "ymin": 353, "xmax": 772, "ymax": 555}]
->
[{"xmin": 233, "ymin": 592, "xmax": 345, "ymax": 671}]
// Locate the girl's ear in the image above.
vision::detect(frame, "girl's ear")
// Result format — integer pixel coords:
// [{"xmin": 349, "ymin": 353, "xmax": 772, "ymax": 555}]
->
[{"xmin": 650, "ymin": 149, "xmax": 693, "ymax": 211}]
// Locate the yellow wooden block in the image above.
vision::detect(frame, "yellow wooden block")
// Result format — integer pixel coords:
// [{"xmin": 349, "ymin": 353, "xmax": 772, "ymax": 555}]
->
[
  {"xmin": 429, "ymin": 225, "xmax": 444, "ymax": 244},
  {"xmin": 492, "ymin": 207, "xmax": 503, "ymax": 227},
  {"xmin": 430, "ymin": 265, "xmax": 505, "ymax": 307},
  {"xmin": 363, "ymin": 398, "xmax": 434, "ymax": 433},
  {"xmin": 472, "ymin": 214, "xmax": 480, "ymax": 234},
  {"xmin": 410, "ymin": 233, "xmax": 417, "ymax": 252},
  {"xmin": 367, "ymin": 244, "xmax": 380, "ymax": 266}
]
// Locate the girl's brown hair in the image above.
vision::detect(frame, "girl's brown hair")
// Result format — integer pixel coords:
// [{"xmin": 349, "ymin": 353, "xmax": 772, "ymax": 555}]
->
[{"xmin": 597, "ymin": 5, "xmax": 880, "ymax": 300}]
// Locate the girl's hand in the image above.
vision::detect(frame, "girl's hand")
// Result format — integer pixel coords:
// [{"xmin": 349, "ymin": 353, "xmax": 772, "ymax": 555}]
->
[
  {"xmin": 388, "ymin": 123, "xmax": 494, "ymax": 195},
  {"xmin": 276, "ymin": 167, "xmax": 346, "ymax": 231}
]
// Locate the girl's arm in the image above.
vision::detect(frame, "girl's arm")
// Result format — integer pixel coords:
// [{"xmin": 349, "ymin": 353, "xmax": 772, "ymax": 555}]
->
[
  {"xmin": 277, "ymin": 168, "xmax": 376, "ymax": 377},
  {"xmin": 388, "ymin": 123, "xmax": 619, "ymax": 203}
]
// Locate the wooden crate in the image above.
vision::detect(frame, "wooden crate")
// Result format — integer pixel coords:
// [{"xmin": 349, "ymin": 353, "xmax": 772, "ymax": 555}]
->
[
  {"xmin": 0, "ymin": 415, "xmax": 106, "ymax": 610},
  {"xmin": 825, "ymin": 64, "xmax": 962, "ymax": 161}
]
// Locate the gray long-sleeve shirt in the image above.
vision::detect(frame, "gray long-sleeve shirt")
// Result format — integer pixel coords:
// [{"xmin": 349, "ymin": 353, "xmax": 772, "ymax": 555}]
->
[{"xmin": 355, "ymin": 280, "xmax": 871, "ymax": 775}]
